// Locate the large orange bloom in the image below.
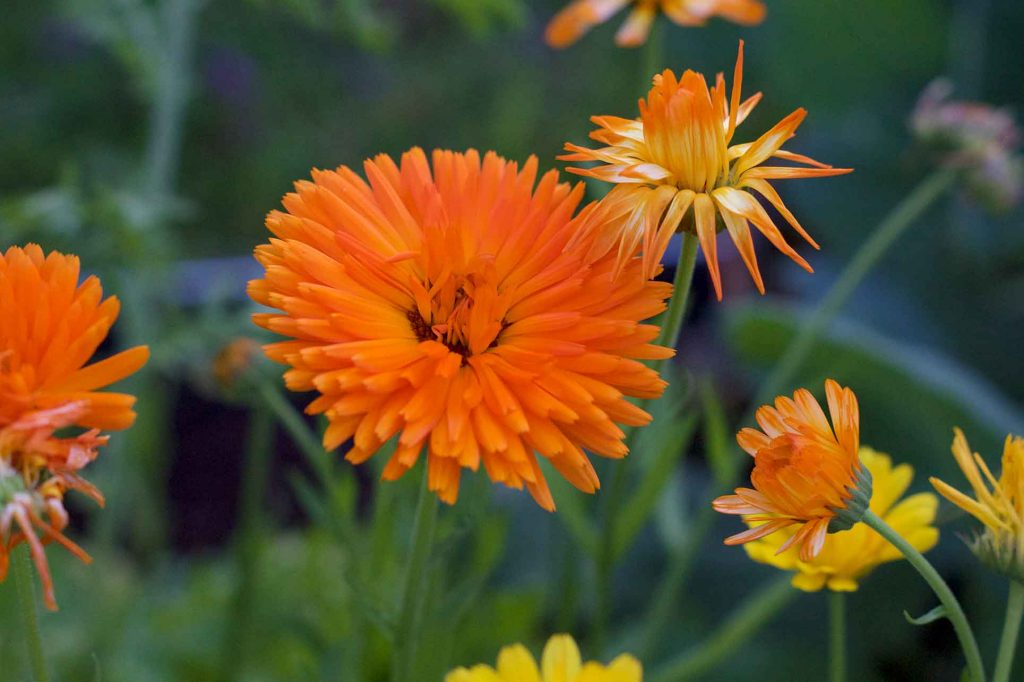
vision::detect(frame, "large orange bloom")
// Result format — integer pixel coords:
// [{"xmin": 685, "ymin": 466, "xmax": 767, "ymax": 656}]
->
[
  {"xmin": 248, "ymin": 148, "xmax": 673, "ymax": 510},
  {"xmin": 562, "ymin": 43, "xmax": 852, "ymax": 299},
  {"xmin": 713, "ymin": 380, "xmax": 866, "ymax": 561},
  {"xmin": 545, "ymin": 0, "xmax": 766, "ymax": 49},
  {"xmin": 0, "ymin": 244, "xmax": 148, "ymax": 609}
]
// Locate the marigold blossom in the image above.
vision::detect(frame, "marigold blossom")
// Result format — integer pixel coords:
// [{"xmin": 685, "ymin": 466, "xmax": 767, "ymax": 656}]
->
[
  {"xmin": 545, "ymin": 0, "xmax": 766, "ymax": 49},
  {"xmin": 744, "ymin": 448, "xmax": 939, "ymax": 591},
  {"xmin": 446, "ymin": 633, "xmax": 641, "ymax": 682},
  {"xmin": 713, "ymin": 379, "xmax": 868, "ymax": 561},
  {"xmin": 930, "ymin": 429, "xmax": 1024, "ymax": 581},
  {"xmin": 248, "ymin": 148, "xmax": 672, "ymax": 510},
  {"xmin": 562, "ymin": 43, "xmax": 852, "ymax": 299},
  {"xmin": 0, "ymin": 244, "xmax": 148, "ymax": 609},
  {"xmin": 0, "ymin": 245, "xmax": 150, "ymax": 431}
]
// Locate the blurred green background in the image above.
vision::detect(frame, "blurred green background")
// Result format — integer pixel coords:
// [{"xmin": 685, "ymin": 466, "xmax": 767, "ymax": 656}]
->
[{"xmin": 2, "ymin": 0, "xmax": 1023, "ymax": 680}]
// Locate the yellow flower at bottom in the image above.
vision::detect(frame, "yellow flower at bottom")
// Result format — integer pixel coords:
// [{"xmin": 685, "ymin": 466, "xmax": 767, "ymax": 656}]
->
[
  {"xmin": 744, "ymin": 448, "xmax": 939, "ymax": 592},
  {"xmin": 446, "ymin": 634, "xmax": 641, "ymax": 682}
]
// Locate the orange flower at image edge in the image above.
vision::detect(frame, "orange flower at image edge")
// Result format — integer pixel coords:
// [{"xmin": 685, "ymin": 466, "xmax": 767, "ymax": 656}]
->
[
  {"xmin": 0, "ymin": 244, "xmax": 149, "ymax": 608},
  {"xmin": 248, "ymin": 148, "xmax": 673, "ymax": 510},
  {"xmin": 713, "ymin": 380, "xmax": 869, "ymax": 561},
  {"xmin": 563, "ymin": 43, "xmax": 852, "ymax": 299},
  {"xmin": 546, "ymin": 0, "xmax": 766, "ymax": 49}
]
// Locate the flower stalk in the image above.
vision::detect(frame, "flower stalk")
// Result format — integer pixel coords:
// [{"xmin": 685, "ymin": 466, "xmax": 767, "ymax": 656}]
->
[
  {"xmin": 752, "ymin": 168, "xmax": 957, "ymax": 408},
  {"xmin": 830, "ymin": 590, "xmax": 847, "ymax": 682},
  {"xmin": 392, "ymin": 467, "xmax": 439, "ymax": 682},
  {"xmin": 649, "ymin": 575, "xmax": 795, "ymax": 682},
  {"xmin": 994, "ymin": 581, "xmax": 1024, "ymax": 682},
  {"xmin": 861, "ymin": 509, "xmax": 985, "ymax": 682},
  {"xmin": 13, "ymin": 544, "xmax": 48, "ymax": 682}
]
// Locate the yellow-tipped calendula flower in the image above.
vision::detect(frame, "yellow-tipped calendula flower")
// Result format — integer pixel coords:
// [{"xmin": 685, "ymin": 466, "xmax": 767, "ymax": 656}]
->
[{"xmin": 930, "ymin": 428, "xmax": 1024, "ymax": 581}]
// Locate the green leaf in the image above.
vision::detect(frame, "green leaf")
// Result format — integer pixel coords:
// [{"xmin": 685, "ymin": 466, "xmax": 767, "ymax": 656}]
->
[
  {"xmin": 903, "ymin": 605, "xmax": 948, "ymax": 626},
  {"xmin": 614, "ymin": 414, "xmax": 698, "ymax": 559},
  {"xmin": 700, "ymin": 379, "xmax": 736, "ymax": 488}
]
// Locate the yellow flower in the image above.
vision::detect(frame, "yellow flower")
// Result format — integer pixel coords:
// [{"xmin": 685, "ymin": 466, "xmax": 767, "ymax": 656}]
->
[
  {"xmin": 930, "ymin": 429, "xmax": 1024, "ymax": 581},
  {"xmin": 744, "ymin": 448, "xmax": 939, "ymax": 592},
  {"xmin": 446, "ymin": 634, "xmax": 641, "ymax": 682}
]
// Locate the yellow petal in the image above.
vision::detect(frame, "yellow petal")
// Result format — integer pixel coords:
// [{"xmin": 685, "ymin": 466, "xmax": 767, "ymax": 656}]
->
[
  {"xmin": 497, "ymin": 644, "xmax": 542, "ymax": 682},
  {"xmin": 541, "ymin": 635, "xmax": 582, "ymax": 682}
]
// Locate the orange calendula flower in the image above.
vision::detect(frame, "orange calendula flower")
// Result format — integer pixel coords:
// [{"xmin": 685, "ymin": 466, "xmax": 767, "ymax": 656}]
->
[
  {"xmin": 545, "ymin": 0, "xmax": 766, "ymax": 49},
  {"xmin": 562, "ymin": 42, "xmax": 852, "ymax": 299},
  {"xmin": 713, "ymin": 380, "xmax": 870, "ymax": 561},
  {"xmin": 248, "ymin": 148, "xmax": 672, "ymax": 510},
  {"xmin": 0, "ymin": 244, "xmax": 148, "ymax": 609},
  {"xmin": 0, "ymin": 245, "xmax": 151, "ymax": 430}
]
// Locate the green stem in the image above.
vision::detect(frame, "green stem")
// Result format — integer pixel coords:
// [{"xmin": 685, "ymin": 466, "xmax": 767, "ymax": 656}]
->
[
  {"xmin": 650, "ymin": 575, "xmax": 794, "ymax": 682},
  {"xmin": 830, "ymin": 590, "xmax": 846, "ymax": 682},
  {"xmin": 256, "ymin": 377, "xmax": 332, "ymax": 488},
  {"xmin": 655, "ymin": 232, "xmax": 700, "ymax": 355},
  {"xmin": 751, "ymin": 168, "xmax": 957, "ymax": 409},
  {"xmin": 221, "ymin": 403, "xmax": 274, "ymax": 681},
  {"xmin": 994, "ymin": 581, "xmax": 1024, "ymax": 682},
  {"xmin": 592, "ymin": 233, "xmax": 700, "ymax": 652},
  {"xmin": 862, "ymin": 509, "xmax": 985, "ymax": 682},
  {"xmin": 640, "ymin": 15, "xmax": 664, "ymax": 91},
  {"xmin": 13, "ymin": 545, "xmax": 48, "ymax": 682},
  {"xmin": 392, "ymin": 467, "xmax": 439, "ymax": 682}
]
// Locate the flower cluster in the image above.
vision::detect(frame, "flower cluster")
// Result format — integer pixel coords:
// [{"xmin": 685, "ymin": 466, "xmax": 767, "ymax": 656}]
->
[
  {"xmin": 911, "ymin": 79, "xmax": 1023, "ymax": 212},
  {"xmin": 0, "ymin": 244, "xmax": 148, "ymax": 609},
  {"xmin": 743, "ymin": 448, "xmax": 939, "ymax": 591}
]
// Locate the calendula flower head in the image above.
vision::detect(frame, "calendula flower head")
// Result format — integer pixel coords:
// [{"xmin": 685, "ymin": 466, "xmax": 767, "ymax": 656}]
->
[
  {"xmin": 562, "ymin": 42, "xmax": 852, "ymax": 299},
  {"xmin": 930, "ymin": 429, "xmax": 1024, "ymax": 582},
  {"xmin": 0, "ymin": 244, "xmax": 147, "ymax": 608},
  {"xmin": 248, "ymin": 148, "xmax": 672, "ymax": 510},
  {"xmin": 911, "ymin": 79, "xmax": 1023, "ymax": 213},
  {"xmin": 545, "ymin": 0, "xmax": 766, "ymax": 49},
  {"xmin": 0, "ymin": 404, "xmax": 106, "ymax": 610},
  {"xmin": 213, "ymin": 337, "xmax": 261, "ymax": 389},
  {"xmin": 713, "ymin": 380, "xmax": 870, "ymax": 561},
  {"xmin": 744, "ymin": 447, "xmax": 939, "ymax": 592},
  {"xmin": 446, "ymin": 633, "xmax": 641, "ymax": 682},
  {"xmin": 0, "ymin": 244, "xmax": 151, "ymax": 431}
]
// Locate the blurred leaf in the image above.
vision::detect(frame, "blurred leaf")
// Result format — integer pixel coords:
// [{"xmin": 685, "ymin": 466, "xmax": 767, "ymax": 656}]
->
[
  {"xmin": 245, "ymin": 0, "xmax": 394, "ymax": 50},
  {"xmin": 429, "ymin": 0, "xmax": 525, "ymax": 37},
  {"xmin": 614, "ymin": 413, "xmax": 697, "ymax": 559},
  {"xmin": 700, "ymin": 379, "xmax": 736, "ymax": 488},
  {"xmin": 904, "ymin": 605, "xmax": 947, "ymax": 626},
  {"xmin": 724, "ymin": 303, "xmax": 1024, "ymax": 469}
]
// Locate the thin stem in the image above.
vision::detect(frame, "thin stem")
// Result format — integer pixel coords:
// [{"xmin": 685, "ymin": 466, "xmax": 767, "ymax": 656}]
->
[
  {"xmin": 392, "ymin": 467, "xmax": 439, "ymax": 682},
  {"xmin": 256, "ymin": 377, "xmax": 332, "ymax": 488},
  {"xmin": 655, "ymin": 232, "xmax": 700, "ymax": 355},
  {"xmin": 592, "ymin": 233, "xmax": 700, "ymax": 652},
  {"xmin": 751, "ymin": 168, "xmax": 957, "ymax": 410},
  {"xmin": 830, "ymin": 590, "xmax": 847, "ymax": 682},
  {"xmin": 649, "ymin": 575, "xmax": 794, "ymax": 682},
  {"xmin": 994, "ymin": 581, "xmax": 1024, "ymax": 682},
  {"xmin": 221, "ymin": 403, "xmax": 274, "ymax": 681},
  {"xmin": 13, "ymin": 545, "xmax": 48, "ymax": 682},
  {"xmin": 862, "ymin": 509, "xmax": 985, "ymax": 682},
  {"xmin": 640, "ymin": 15, "xmax": 664, "ymax": 91}
]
